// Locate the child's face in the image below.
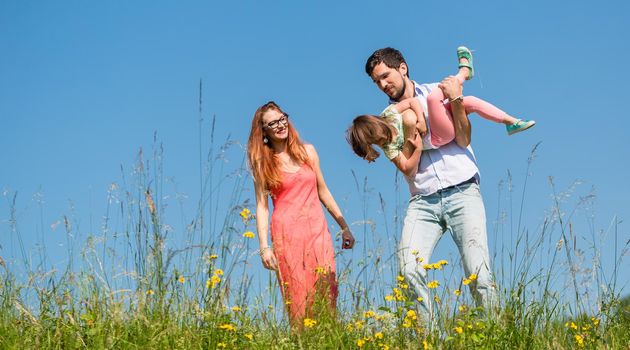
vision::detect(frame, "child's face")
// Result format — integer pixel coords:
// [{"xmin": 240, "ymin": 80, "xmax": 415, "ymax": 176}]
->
[{"xmin": 370, "ymin": 62, "xmax": 407, "ymax": 101}]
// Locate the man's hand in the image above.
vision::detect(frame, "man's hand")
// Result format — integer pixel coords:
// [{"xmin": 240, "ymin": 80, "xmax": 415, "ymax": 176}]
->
[{"xmin": 438, "ymin": 76, "xmax": 463, "ymax": 101}]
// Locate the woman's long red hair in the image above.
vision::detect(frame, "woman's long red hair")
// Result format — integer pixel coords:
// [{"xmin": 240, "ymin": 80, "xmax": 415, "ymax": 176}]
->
[{"xmin": 247, "ymin": 101, "xmax": 308, "ymax": 191}]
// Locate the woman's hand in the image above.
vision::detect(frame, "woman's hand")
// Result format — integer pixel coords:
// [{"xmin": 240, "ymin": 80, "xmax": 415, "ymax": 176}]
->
[
  {"xmin": 260, "ymin": 247, "xmax": 278, "ymax": 270},
  {"xmin": 342, "ymin": 228, "xmax": 355, "ymax": 249}
]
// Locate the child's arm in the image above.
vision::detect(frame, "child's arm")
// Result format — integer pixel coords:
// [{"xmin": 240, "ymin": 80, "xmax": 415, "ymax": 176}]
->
[
  {"xmin": 391, "ymin": 110, "xmax": 422, "ymax": 177},
  {"xmin": 394, "ymin": 97, "xmax": 427, "ymax": 136}
]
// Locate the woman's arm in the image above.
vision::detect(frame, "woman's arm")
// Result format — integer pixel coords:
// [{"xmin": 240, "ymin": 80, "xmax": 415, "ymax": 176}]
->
[
  {"xmin": 305, "ymin": 144, "xmax": 355, "ymax": 249},
  {"xmin": 254, "ymin": 180, "xmax": 278, "ymax": 270}
]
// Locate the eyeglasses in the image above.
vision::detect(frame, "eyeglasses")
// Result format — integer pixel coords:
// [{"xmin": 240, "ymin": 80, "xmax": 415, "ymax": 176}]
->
[{"xmin": 263, "ymin": 114, "xmax": 289, "ymax": 130}]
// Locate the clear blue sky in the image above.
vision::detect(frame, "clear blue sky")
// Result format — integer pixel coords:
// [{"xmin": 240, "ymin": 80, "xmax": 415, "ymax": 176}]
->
[{"xmin": 1, "ymin": 1, "xmax": 628, "ymax": 306}]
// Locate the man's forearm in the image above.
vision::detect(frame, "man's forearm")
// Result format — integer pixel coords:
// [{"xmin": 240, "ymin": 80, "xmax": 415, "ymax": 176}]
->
[{"xmin": 450, "ymin": 98, "xmax": 471, "ymax": 147}]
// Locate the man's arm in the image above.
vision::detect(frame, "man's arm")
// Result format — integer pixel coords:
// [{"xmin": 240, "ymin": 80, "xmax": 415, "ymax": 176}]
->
[{"xmin": 438, "ymin": 76, "xmax": 471, "ymax": 147}]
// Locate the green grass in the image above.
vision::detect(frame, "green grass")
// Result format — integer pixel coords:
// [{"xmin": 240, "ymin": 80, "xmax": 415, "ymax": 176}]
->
[{"xmin": 1, "ymin": 108, "xmax": 629, "ymax": 349}]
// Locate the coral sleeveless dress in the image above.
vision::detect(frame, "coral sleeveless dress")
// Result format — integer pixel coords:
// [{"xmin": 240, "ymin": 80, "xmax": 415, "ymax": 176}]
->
[{"xmin": 270, "ymin": 162, "xmax": 337, "ymax": 321}]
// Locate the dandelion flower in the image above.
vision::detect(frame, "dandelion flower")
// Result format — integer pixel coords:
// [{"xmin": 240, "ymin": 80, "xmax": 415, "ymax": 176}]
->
[
  {"xmin": 459, "ymin": 305, "xmax": 468, "ymax": 312},
  {"xmin": 178, "ymin": 275, "xmax": 185, "ymax": 284},
  {"xmin": 239, "ymin": 208, "xmax": 251, "ymax": 219},
  {"xmin": 468, "ymin": 273, "xmax": 477, "ymax": 281},
  {"xmin": 575, "ymin": 334, "xmax": 585, "ymax": 347},
  {"xmin": 406, "ymin": 309, "xmax": 417, "ymax": 320},
  {"xmin": 363, "ymin": 310, "xmax": 376, "ymax": 318},
  {"xmin": 218, "ymin": 323, "xmax": 236, "ymax": 332},
  {"xmin": 385, "ymin": 295, "xmax": 395, "ymax": 301},
  {"xmin": 375, "ymin": 332, "xmax": 384, "ymax": 339},
  {"xmin": 209, "ymin": 254, "xmax": 218, "ymax": 260},
  {"xmin": 438, "ymin": 259, "xmax": 448, "ymax": 266},
  {"xmin": 397, "ymin": 275, "xmax": 405, "ymax": 281},
  {"xmin": 454, "ymin": 326, "xmax": 463, "ymax": 334},
  {"xmin": 244, "ymin": 333, "xmax": 253, "ymax": 341},
  {"xmin": 416, "ymin": 257, "xmax": 424, "ymax": 263},
  {"xmin": 303, "ymin": 318, "xmax": 317, "ymax": 328},
  {"xmin": 463, "ymin": 278, "xmax": 471, "ymax": 285},
  {"xmin": 146, "ymin": 289, "xmax": 154, "ymax": 295},
  {"xmin": 357, "ymin": 339, "xmax": 366, "ymax": 347},
  {"xmin": 217, "ymin": 342, "xmax": 227, "ymax": 348},
  {"xmin": 454, "ymin": 289, "xmax": 461, "ymax": 296},
  {"xmin": 417, "ymin": 297, "xmax": 424, "ymax": 302},
  {"xmin": 314, "ymin": 266, "xmax": 326, "ymax": 274},
  {"xmin": 423, "ymin": 340, "xmax": 431, "ymax": 349},
  {"xmin": 243, "ymin": 231, "xmax": 255, "ymax": 238},
  {"xmin": 434, "ymin": 296, "xmax": 441, "ymax": 303},
  {"xmin": 411, "ymin": 250, "xmax": 419, "ymax": 255},
  {"xmin": 423, "ymin": 264, "xmax": 433, "ymax": 270},
  {"xmin": 231, "ymin": 306, "xmax": 242, "ymax": 312},
  {"xmin": 214, "ymin": 269, "xmax": 224, "ymax": 276},
  {"xmin": 427, "ymin": 280, "xmax": 439, "ymax": 289}
]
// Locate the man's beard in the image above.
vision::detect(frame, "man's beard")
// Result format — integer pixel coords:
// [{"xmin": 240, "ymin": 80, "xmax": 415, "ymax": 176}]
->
[{"xmin": 389, "ymin": 78, "xmax": 406, "ymax": 102}]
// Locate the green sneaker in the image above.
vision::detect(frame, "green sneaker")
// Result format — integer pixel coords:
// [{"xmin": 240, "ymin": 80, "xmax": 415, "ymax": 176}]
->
[
  {"xmin": 506, "ymin": 119, "xmax": 536, "ymax": 135},
  {"xmin": 457, "ymin": 46, "xmax": 474, "ymax": 80}
]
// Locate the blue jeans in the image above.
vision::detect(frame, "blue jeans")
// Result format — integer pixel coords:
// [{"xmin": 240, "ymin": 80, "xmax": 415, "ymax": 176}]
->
[{"xmin": 399, "ymin": 182, "xmax": 496, "ymax": 321}]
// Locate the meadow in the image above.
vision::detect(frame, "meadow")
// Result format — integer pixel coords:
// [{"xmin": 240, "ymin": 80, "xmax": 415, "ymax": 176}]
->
[{"xmin": 1, "ymin": 115, "xmax": 629, "ymax": 350}]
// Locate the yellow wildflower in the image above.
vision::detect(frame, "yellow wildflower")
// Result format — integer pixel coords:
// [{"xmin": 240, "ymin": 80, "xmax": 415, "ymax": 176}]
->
[
  {"xmin": 434, "ymin": 296, "xmax": 441, "ymax": 303},
  {"xmin": 231, "ymin": 306, "xmax": 242, "ymax": 312},
  {"xmin": 592, "ymin": 317, "xmax": 600, "ymax": 326},
  {"xmin": 207, "ymin": 275, "xmax": 221, "ymax": 288},
  {"xmin": 364, "ymin": 310, "xmax": 376, "ymax": 318},
  {"xmin": 218, "ymin": 323, "xmax": 236, "ymax": 332},
  {"xmin": 303, "ymin": 318, "xmax": 317, "ymax": 328},
  {"xmin": 438, "ymin": 259, "xmax": 448, "ymax": 266},
  {"xmin": 315, "ymin": 266, "xmax": 326, "ymax": 274},
  {"xmin": 357, "ymin": 339, "xmax": 366, "ymax": 347},
  {"xmin": 417, "ymin": 297, "xmax": 424, "ymax": 302},
  {"xmin": 385, "ymin": 294, "xmax": 395, "ymax": 301},
  {"xmin": 217, "ymin": 342, "xmax": 226, "ymax": 348},
  {"xmin": 454, "ymin": 326, "xmax": 463, "ymax": 334},
  {"xmin": 423, "ymin": 264, "xmax": 433, "ymax": 270},
  {"xmin": 454, "ymin": 289, "xmax": 461, "ymax": 296},
  {"xmin": 463, "ymin": 278, "xmax": 472, "ymax": 285},
  {"xmin": 411, "ymin": 250, "xmax": 419, "ymax": 255},
  {"xmin": 423, "ymin": 340, "xmax": 431, "ymax": 349},
  {"xmin": 406, "ymin": 309, "xmax": 417, "ymax": 320},
  {"xmin": 402, "ymin": 319, "xmax": 412, "ymax": 328},
  {"xmin": 468, "ymin": 273, "xmax": 477, "ymax": 281},
  {"xmin": 285, "ymin": 300, "xmax": 292, "ymax": 305},
  {"xmin": 375, "ymin": 332, "xmax": 384, "ymax": 340},
  {"xmin": 427, "ymin": 280, "xmax": 439, "ymax": 289},
  {"xmin": 214, "ymin": 269, "xmax": 224, "ymax": 276},
  {"xmin": 459, "ymin": 305, "xmax": 468, "ymax": 312},
  {"xmin": 355, "ymin": 320, "xmax": 364, "ymax": 330},
  {"xmin": 209, "ymin": 254, "xmax": 218, "ymax": 260},
  {"xmin": 239, "ymin": 208, "xmax": 250, "ymax": 219},
  {"xmin": 380, "ymin": 344, "xmax": 389, "ymax": 350},
  {"xmin": 416, "ymin": 257, "xmax": 424, "ymax": 263},
  {"xmin": 178, "ymin": 275, "xmax": 185, "ymax": 284},
  {"xmin": 570, "ymin": 322, "xmax": 578, "ymax": 330},
  {"xmin": 397, "ymin": 275, "xmax": 405, "ymax": 281},
  {"xmin": 146, "ymin": 289, "xmax": 154, "ymax": 295},
  {"xmin": 243, "ymin": 231, "xmax": 255, "ymax": 238},
  {"xmin": 244, "ymin": 333, "xmax": 253, "ymax": 341},
  {"xmin": 575, "ymin": 334, "xmax": 585, "ymax": 347}
]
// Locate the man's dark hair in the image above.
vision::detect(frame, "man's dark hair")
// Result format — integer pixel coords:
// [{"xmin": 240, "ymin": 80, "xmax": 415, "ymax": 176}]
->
[{"xmin": 365, "ymin": 47, "xmax": 409, "ymax": 77}]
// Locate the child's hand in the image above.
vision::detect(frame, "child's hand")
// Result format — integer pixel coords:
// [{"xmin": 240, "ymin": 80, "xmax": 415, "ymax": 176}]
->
[
  {"xmin": 415, "ymin": 115, "xmax": 427, "ymax": 137},
  {"xmin": 407, "ymin": 130, "xmax": 422, "ymax": 150}
]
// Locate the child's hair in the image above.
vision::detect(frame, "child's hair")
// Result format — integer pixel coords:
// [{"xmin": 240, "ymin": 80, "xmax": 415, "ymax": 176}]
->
[{"xmin": 346, "ymin": 115, "xmax": 395, "ymax": 162}]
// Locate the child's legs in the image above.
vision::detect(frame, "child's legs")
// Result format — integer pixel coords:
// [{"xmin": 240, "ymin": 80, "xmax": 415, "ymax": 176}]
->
[
  {"xmin": 426, "ymin": 88, "xmax": 456, "ymax": 147},
  {"xmin": 462, "ymin": 96, "xmax": 513, "ymax": 124}
]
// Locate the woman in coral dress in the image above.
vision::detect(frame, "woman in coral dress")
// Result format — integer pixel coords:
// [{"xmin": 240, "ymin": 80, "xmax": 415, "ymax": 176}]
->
[{"xmin": 247, "ymin": 101, "xmax": 355, "ymax": 325}]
